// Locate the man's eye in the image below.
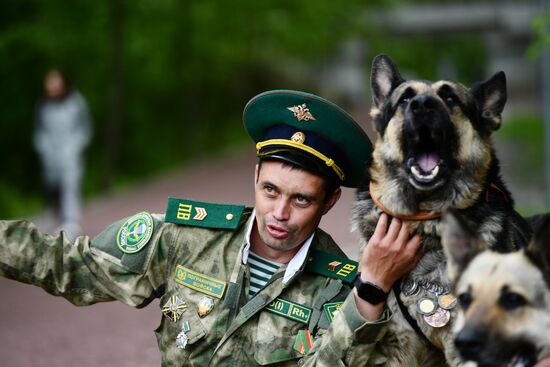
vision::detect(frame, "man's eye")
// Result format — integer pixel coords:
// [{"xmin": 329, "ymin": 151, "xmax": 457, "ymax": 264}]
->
[
  {"xmin": 296, "ymin": 196, "xmax": 310, "ymax": 205},
  {"xmin": 264, "ymin": 186, "xmax": 275, "ymax": 194}
]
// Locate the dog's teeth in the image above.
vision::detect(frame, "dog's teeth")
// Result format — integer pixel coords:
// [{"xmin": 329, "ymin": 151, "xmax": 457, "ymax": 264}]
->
[
  {"xmin": 411, "ymin": 165, "xmax": 439, "ymax": 181},
  {"xmin": 427, "ymin": 165, "xmax": 439, "ymax": 178}
]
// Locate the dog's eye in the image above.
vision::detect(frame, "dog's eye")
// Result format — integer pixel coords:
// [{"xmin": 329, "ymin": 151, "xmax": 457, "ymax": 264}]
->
[
  {"xmin": 499, "ymin": 291, "xmax": 527, "ymax": 311},
  {"xmin": 458, "ymin": 293, "xmax": 472, "ymax": 310},
  {"xmin": 399, "ymin": 96, "xmax": 411, "ymax": 105},
  {"xmin": 444, "ymin": 96, "xmax": 456, "ymax": 107}
]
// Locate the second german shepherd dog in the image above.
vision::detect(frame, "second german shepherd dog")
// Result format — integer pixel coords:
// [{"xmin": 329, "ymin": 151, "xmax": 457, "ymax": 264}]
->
[
  {"xmin": 442, "ymin": 212, "xmax": 550, "ymax": 367},
  {"xmin": 352, "ymin": 54, "xmax": 532, "ymax": 365}
]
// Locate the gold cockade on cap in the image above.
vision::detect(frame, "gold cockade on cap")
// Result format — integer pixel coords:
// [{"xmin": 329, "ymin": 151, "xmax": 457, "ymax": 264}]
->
[{"xmin": 287, "ymin": 104, "xmax": 316, "ymax": 122}]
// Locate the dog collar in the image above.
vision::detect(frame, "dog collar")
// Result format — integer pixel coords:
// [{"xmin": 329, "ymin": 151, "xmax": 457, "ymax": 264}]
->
[
  {"xmin": 369, "ymin": 182, "xmax": 509, "ymax": 222},
  {"xmin": 369, "ymin": 182, "xmax": 443, "ymax": 221}
]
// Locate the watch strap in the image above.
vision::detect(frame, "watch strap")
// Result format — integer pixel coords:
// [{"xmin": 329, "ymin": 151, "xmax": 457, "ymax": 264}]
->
[{"xmin": 353, "ymin": 272, "xmax": 388, "ymax": 305}]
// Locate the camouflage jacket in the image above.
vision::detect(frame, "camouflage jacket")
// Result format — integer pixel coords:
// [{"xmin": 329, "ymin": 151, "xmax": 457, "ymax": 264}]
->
[{"xmin": 0, "ymin": 201, "xmax": 392, "ymax": 366}]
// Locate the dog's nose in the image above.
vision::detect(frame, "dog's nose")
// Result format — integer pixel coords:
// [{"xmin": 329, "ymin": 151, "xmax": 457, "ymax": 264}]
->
[
  {"xmin": 454, "ymin": 328, "xmax": 487, "ymax": 360},
  {"xmin": 410, "ymin": 95, "xmax": 437, "ymax": 116}
]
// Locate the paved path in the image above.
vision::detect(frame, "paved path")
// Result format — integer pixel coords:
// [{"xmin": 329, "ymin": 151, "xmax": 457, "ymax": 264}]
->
[{"xmin": 0, "ymin": 148, "xmax": 361, "ymax": 366}]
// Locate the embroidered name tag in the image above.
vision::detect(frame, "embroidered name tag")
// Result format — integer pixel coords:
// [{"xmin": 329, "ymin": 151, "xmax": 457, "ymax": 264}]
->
[
  {"xmin": 323, "ymin": 301, "xmax": 343, "ymax": 323},
  {"xmin": 265, "ymin": 298, "xmax": 312, "ymax": 324},
  {"xmin": 174, "ymin": 265, "xmax": 227, "ymax": 299}
]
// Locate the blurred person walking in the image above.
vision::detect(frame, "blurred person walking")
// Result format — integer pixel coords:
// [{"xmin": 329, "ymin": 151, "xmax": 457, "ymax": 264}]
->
[{"xmin": 33, "ymin": 69, "xmax": 92, "ymax": 239}]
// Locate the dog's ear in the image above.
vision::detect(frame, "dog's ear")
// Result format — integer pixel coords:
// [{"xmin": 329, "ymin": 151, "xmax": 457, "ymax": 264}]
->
[
  {"xmin": 371, "ymin": 54, "xmax": 404, "ymax": 108},
  {"xmin": 441, "ymin": 210, "xmax": 482, "ymax": 282},
  {"xmin": 526, "ymin": 213, "xmax": 550, "ymax": 282},
  {"xmin": 470, "ymin": 71, "xmax": 507, "ymax": 131}
]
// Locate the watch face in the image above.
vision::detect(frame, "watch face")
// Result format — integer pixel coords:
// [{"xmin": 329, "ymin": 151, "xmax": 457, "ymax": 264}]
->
[{"xmin": 354, "ymin": 275, "xmax": 388, "ymax": 305}]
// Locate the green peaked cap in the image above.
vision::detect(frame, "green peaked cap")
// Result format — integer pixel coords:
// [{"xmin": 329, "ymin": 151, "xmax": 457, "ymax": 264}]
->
[{"xmin": 243, "ymin": 90, "xmax": 373, "ymax": 188}]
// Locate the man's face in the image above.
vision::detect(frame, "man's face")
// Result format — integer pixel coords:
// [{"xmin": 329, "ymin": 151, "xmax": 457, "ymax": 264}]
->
[{"xmin": 253, "ymin": 160, "xmax": 339, "ymax": 255}]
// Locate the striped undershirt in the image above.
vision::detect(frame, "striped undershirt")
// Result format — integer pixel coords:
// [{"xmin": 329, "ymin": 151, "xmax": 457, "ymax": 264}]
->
[{"xmin": 248, "ymin": 251, "xmax": 283, "ymax": 298}]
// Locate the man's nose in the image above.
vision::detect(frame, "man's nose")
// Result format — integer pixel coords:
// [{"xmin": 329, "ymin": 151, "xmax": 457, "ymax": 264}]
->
[{"xmin": 273, "ymin": 199, "xmax": 290, "ymax": 221}]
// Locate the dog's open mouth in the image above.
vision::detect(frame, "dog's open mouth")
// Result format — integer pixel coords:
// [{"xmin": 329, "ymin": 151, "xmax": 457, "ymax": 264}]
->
[{"xmin": 406, "ymin": 152, "xmax": 446, "ymax": 190}]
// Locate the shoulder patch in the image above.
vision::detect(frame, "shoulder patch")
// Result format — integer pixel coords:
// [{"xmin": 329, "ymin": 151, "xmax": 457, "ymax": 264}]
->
[
  {"xmin": 117, "ymin": 211, "xmax": 154, "ymax": 254},
  {"xmin": 306, "ymin": 249, "xmax": 358, "ymax": 283},
  {"xmin": 323, "ymin": 301, "xmax": 344, "ymax": 323},
  {"xmin": 165, "ymin": 197, "xmax": 245, "ymax": 230}
]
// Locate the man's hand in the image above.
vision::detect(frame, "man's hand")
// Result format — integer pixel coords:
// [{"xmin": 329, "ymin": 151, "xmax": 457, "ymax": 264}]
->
[{"xmin": 354, "ymin": 213, "xmax": 422, "ymax": 320}]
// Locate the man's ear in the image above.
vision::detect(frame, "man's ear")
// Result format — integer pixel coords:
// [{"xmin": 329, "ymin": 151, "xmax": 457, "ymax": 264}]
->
[
  {"xmin": 470, "ymin": 71, "xmax": 507, "ymax": 131},
  {"xmin": 441, "ymin": 210, "xmax": 482, "ymax": 282},
  {"xmin": 371, "ymin": 54, "xmax": 404, "ymax": 109},
  {"xmin": 254, "ymin": 164, "xmax": 259, "ymax": 184},
  {"xmin": 322, "ymin": 187, "xmax": 341, "ymax": 215}
]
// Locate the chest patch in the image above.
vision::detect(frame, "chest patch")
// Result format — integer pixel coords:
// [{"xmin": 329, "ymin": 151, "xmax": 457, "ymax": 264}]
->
[
  {"xmin": 174, "ymin": 265, "xmax": 227, "ymax": 299},
  {"xmin": 265, "ymin": 298, "xmax": 312, "ymax": 324}
]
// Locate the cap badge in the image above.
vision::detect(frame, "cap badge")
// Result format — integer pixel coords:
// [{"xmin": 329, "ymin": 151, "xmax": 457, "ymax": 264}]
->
[
  {"xmin": 291, "ymin": 132, "xmax": 306, "ymax": 144},
  {"xmin": 287, "ymin": 104, "xmax": 316, "ymax": 122}
]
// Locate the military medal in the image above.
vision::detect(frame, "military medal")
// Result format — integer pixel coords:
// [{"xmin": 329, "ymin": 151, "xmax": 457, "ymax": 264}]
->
[
  {"xmin": 162, "ymin": 295, "xmax": 187, "ymax": 322},
  {"xmin": 417, "ymin": 298, "xmax": 437, "ymax": 316},
  {"xmin": 438, "ymin": 294, "xmax": 457, "ymax": 310},
  {"xmin": 423, "ymin": 308, "xmax": 450, "ymax": 328},
  {"xmin": 175, "ymin": 321, "xmax": 191, "ymax": 349},
  {"xmin": 197, "ymin": 296, "xmax": 215, "ymax": 317}
]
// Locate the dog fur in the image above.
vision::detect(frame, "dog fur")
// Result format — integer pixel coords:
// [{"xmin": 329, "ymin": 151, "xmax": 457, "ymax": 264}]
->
[
  {"xmin": 442, "ymin": 212, "xmax": 550, "ymax": 367},
  {"xmin": 351, "ymin": 54, "xmax": 532, "ymax": 366}
]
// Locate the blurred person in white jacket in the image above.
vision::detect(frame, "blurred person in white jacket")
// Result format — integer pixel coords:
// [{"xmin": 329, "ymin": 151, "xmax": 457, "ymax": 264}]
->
[{"xmin": 33, "ymin": 69, "xmax": 92, "ymax": 239}]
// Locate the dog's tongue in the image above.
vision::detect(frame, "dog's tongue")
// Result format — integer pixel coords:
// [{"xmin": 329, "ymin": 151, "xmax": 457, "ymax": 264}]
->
[{"xmin": 417, "ymin": 153, "xmax": 440, "ymax": 173}]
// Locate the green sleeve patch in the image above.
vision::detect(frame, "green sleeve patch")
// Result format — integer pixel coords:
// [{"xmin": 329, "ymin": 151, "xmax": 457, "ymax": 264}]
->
[
  {"xmin": 91, "ymin": 212, "xmax": 163, "ymax": 274},
  {"xmin": 305, "ymin": 249, "xmax": 358, "ymax": 283},
  {"xmin": 165, "ymin": 197, "xmax": 245, "ymax": 230},
  {"xmin": 117, "ymin": 212, "xmax": 154, "ymax": 254}
]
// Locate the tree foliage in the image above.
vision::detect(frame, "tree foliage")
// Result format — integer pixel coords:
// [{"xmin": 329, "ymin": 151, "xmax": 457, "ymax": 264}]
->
[
  {"xmin": 0, "ymin": 0, "xmax": 374, "ymax": 217},
  {"xmin": 0, "ymin": 0, "xmax": 487, "ymax": 217}
]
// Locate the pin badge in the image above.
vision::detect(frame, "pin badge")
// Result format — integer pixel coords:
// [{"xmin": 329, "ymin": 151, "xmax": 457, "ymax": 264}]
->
[
  {"xmin": 417, "ymin": 298, "xmax": 437, "ymax": 316},
  {"xmin": 438, "ymin": 294, "xmax": 457, "ymax": 310},
  {"xmin": 327, "ymin": 261, "xmax": 341, "ymax": 272},
  {"xmin": 162, "ymin": 295, "xmax": 188, "ymax": 322},
  {"xmin": 175, "ymin": 321, "xmax": 191, "ymax": 349},
  {"xmin": 197, "ymin": 296, "xmax": 215, "ymax": 317}
]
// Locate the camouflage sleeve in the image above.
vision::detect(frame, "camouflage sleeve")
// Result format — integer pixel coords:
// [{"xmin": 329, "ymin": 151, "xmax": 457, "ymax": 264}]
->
[
  {"xmin": 303, "ymin": 291, "xmax": 392, "ymax": 366},
  {"xmin": 0, "ymin": 214, "xmax": 170, "ymax": 307}
]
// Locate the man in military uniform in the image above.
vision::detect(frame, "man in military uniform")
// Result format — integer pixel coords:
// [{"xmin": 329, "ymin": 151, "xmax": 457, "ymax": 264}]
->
[{"xmin": 0, "ymin": 90, "xmax": 420, "ymax": 366}]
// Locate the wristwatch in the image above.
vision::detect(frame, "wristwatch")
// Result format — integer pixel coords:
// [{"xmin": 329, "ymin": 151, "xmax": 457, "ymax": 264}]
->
[{"xmin": 353, "ymin": 273, "xmax": 388, "ymax": 305}]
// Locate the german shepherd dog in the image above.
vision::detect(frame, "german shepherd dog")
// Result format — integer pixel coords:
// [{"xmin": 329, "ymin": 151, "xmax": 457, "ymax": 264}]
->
[
  {"xmin": 442, "ymin": 212, "xmax": 550, "ymax": 367},
  {"xmin": 352, "ymin": 54, "xmax": 532, "ymax": 366}
]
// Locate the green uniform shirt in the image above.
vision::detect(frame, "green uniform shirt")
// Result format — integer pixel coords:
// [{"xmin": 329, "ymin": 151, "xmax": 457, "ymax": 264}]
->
[{"xmin": 0, "ymin": 205, "xmax": 395, "ymax": 366}]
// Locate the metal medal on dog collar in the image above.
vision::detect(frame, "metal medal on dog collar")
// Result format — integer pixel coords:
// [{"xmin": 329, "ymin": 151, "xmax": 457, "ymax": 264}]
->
[
  {"xmin": 438, "ymin": 294, "xmax": 457, "ymax": 310},
  {"xmin": 175, "ymin": 321, "xmax": 191, "ymax": 349},
  {"xmin": 423, "ymin": 308, "xmax": 450, "ymax": 328},
  {"xmin": 401, "ymin": 279, "xmax": 419, "ymax": 297},
  {"xmin": 417, "ymin": 298, "xmax": 437, "ymax": 315}
]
